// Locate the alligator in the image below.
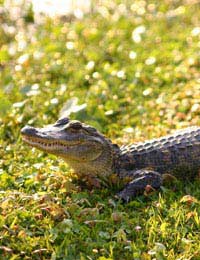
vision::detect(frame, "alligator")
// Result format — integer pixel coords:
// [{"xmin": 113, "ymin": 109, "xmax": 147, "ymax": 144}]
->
[{"xmin": 21, "ymin": 118, "xmax": 200, "ymax": 202}]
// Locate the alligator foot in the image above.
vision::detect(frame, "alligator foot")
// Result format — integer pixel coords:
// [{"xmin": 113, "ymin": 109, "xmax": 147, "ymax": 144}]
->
[{"xmin": 116, "ymin": 169, "xmax": 163, "ymax": 202}]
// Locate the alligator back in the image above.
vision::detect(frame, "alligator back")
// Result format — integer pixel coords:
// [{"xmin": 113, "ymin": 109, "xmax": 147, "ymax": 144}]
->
[{"xmin": 119, "ymin": 126, "xmax": 200, "ymax": 177}]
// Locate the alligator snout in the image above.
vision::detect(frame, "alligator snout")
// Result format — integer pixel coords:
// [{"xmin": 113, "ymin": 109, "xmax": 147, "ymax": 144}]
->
[{"xmin": 21, "ymin": 126, "xmax": 37, "ymax": 136}]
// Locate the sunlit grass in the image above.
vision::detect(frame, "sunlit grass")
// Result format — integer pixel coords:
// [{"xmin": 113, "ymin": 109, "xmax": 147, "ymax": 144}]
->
[{"xmin": 0, "ymin": 1, "xmax": 200, "ymax": 259}]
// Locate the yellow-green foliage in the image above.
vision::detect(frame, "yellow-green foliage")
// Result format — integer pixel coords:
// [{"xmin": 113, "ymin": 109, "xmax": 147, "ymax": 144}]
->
[{"xmin": 0, "ymin": 1, "xmax": 199, "ymax": 259}]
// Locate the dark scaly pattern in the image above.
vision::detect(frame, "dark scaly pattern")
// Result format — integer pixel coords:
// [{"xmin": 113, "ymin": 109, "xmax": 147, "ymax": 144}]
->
[
  {"xmin": 115, "ymin": 127, "xmax": 200, "ymax": 177},
  {"xmin": 21, "ymin": 120, "xmax": 200, "ymax": 201}
]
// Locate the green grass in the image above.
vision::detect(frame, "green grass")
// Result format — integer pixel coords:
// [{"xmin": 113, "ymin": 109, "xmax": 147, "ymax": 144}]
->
[{"xmin": 0, "ymin": 1, "xmax": 200, "ymax": 259}]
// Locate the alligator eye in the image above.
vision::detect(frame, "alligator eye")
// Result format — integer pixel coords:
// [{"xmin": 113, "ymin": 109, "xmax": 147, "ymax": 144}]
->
[
  {"xmin": 70, "ymin": 122, "xmax": 82, "ymax": 130},
  {"xmin": 55, "ymin": 117, "xmax": 69, "ymax": 126}
]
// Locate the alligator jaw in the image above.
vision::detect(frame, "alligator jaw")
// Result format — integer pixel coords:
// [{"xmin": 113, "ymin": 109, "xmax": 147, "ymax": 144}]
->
[
  {"xmin": 21, "ymin": 135, "xmax": 71, "ymax": 151},
  {"xmin": 21, "ymin": 119, "xmax": 116, "ymax": 177},
  {"xmin": 21, "ymin": 125, "xmax": 80, "ymax": 152}
]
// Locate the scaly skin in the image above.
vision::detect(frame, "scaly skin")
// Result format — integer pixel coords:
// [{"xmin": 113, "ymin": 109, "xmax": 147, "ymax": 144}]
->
[{"xmin": 21, "ymin": 118, "xmax": 200, "ymax": 202}]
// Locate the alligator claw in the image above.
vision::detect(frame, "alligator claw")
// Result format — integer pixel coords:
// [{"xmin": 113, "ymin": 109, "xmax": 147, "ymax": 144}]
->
[{"xmin": 115, "ymin": 192, "xmax": 131, "ymax": 203}]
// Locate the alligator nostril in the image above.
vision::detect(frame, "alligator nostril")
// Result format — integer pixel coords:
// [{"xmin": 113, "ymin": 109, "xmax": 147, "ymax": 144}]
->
[{"xmin": 21, "ymin": 126, "xmax": 37, "ymax": 136}]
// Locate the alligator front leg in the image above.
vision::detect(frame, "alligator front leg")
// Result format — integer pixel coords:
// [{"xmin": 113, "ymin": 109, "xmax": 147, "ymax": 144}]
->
[{"xmin": 117, "ymin": 169, "xmax": 163, "ymax": 202}]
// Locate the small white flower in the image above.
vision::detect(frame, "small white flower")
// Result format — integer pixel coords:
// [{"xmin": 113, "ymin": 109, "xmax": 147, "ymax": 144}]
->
[
  {"xmin": 145, "ymin": 56, "xmax": 156, "ymax": 65},
  {"xmin": 86, "ymin": 61, "xmax": 95, "ymax": 70},
  {"xmin": 117, "ymin": 70, "xmax": 125, "ymax": 78},
  {"xmin": 123, "ymin": 127, "xmax": 134, "ymax": 133},
  {"xmin": 50, "ymin": 98, "xmax": 59, "ymax": 105},
  {"xmin": 132, "ymin": 33, "xmax": 141, "ymax": 43},
  {"xmin": 132, "ymin": 26, "xmax": 146, "ymax": 43},
  {"xmin": 143, "ymin": 88, "xmax": 153, "ymax": 96},
  {"xmin": 191, "ymin": 103, "xmax": 199, "ymax": 112},
  {"xmin": 129, "ymin": 51, "xmax": 137, "ymax": 59},
  {"xmin": 17, "ymin": 54, "xmax": 29, "ymax": 65},
  {"xmin": 31, "ymin": 84, "xmax": 40, "ymax": 90},
  {"xmin": 191, "ymin": 27, "xmax": 200, "ymax": 36},
  {"xmin": 134, "ymin": 26, "xmax": 146, "ymax": 35},
  {"xmin": 66, "ymin": 41, "xmax": 74, "ymax": 50}
]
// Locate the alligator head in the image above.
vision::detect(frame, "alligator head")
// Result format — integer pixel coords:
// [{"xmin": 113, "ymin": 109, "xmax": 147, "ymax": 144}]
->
[{"xmin": 21, "ymin": 118, "xmax": 118, "ymax": 177}]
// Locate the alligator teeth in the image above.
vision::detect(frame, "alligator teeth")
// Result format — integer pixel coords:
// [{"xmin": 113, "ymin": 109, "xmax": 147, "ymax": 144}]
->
[{"xmin": 22, "ymin": 136, "xmax": 68, "ymax": 150}]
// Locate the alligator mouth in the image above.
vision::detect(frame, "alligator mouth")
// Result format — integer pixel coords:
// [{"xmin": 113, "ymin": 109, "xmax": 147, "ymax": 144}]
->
[{"xmin": 22, "ymin": 135, "xmax": 72, "ymax": 151}]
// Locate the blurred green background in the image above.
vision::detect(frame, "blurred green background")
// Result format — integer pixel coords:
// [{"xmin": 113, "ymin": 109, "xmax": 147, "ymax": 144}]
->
[{"xmin": 0, "ymin": 1, "xmax": 200, "ymax": 259}]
